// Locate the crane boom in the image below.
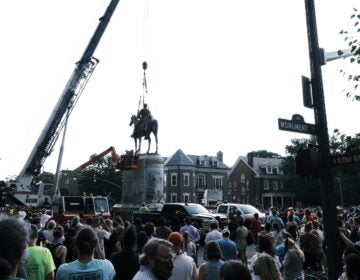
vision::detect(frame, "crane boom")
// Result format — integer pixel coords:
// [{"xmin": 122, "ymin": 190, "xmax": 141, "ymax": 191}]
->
[{"xmin": 10, "ymin": 0, "xmax": 120, "ymax": 207}]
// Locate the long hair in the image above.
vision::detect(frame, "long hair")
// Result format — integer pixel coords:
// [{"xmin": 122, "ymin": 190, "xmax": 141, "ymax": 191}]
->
[{"xmin": 253, "ymin": 253, "xmax": 282, "ymax": 280}]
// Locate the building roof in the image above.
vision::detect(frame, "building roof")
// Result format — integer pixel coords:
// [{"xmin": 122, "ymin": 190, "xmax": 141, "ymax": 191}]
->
[
  {"xmin": 164, "ymin": 149, "xmax": 230, "ymax": 169},
  {"xmin": 231, "ymin": 155, "xmax": 285, "ymax": 177}
]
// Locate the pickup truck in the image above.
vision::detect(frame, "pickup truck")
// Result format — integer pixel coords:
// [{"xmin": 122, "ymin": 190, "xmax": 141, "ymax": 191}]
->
[
  {"xmin": 133, "ymin": 203, "xmax": 228, "ymax": 231},
  {"xmin": 215, "ymin": 203, "xmax": 266, "ymax": 228}
]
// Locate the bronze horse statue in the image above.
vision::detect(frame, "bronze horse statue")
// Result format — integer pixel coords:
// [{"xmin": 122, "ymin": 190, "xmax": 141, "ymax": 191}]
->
[{"xmin": 129, "ymin": 114, "xmax": 158, "ymax": 154}]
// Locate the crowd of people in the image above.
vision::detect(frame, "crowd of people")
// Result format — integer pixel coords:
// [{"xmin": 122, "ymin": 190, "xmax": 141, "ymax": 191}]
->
[{"xmin": 0, "ymin": 205, "xmax": 359, "ymax": 280}]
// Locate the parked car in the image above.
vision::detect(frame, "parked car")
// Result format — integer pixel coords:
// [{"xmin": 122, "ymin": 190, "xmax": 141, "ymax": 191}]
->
[{"xmin": 215, "ymin": 203, "xmax": 265, "ymax": 227}]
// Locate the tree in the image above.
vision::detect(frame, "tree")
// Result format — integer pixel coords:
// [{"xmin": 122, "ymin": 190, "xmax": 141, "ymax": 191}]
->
[
  {"xmin": 250, "ymin": 150, "xmax": 282, "ymax": 158},
  {"xmin": 339, "ymin": 8, "xmax": 360, "ymax": 101}
]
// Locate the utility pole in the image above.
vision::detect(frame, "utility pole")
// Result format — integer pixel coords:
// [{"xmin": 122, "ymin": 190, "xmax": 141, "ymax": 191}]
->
[{"xmin": 304, "ymin": 0, "xmax": 342, "ymax": 278}]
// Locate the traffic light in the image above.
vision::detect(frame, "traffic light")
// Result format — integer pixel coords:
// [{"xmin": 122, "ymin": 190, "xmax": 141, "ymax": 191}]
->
[{"xmin": 295, "ymin": 148, "xmax": 321, "ymax": 178}]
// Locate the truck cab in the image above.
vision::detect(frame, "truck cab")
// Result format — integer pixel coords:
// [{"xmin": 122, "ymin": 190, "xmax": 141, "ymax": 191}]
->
[{"xmin": 52, "ymin": 196, "xmax": 110, "ymax": 224}]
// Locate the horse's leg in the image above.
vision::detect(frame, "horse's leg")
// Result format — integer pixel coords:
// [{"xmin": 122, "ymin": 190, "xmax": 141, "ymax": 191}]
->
[
  {"xmin": 155, "ymin": 133, "xmax": 158, "ymax": 154},
  {"xmin": 134, "ymin": 138, "xmax": 138, "ymax": 153},
  {"xmin": 147, "ymin": 136, "xmax": 151, "ymax": 153},
  {"xmin": 138, "ymin": 137, "xmax": 142, "ymax": 153}
]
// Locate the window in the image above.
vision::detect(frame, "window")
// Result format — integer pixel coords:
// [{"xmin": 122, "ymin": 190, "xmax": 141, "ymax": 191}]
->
[
  {"xmin": 171, "ymin": 173, "xmax": 177, "ymax": 187},
  {"xmin": 277, "ymin": 167, "xmax": 283, "ymax": 174},
  {"xmin": 246, "ymin": 180, "xmax": 250, "ymax": 190},
  {"xmin": 263, "ymin": 180, "xmax": 269, "ymax": 190},
  {"xmin": 273, "ymin": 180, "xmax": 278, "ymax": 191},
  {"xmin": 241, "ymin": 186, "xmax": 246, "ymax": 195},
  {"xmin": 280, "ymin": 180, "xmax": 284, "ymax": 189},
  {"xmin": 184, "ymin": 173, "xmax": 190, "ymax": 187},
  {"xmin": 170, "ymin": 193, "xmax": 177, "ymax": 203},
  {"xmin": 199, "ymin": 160, "xmax": 205, "ymax": 167},
  {"xmin": 183, "ymin": 193, "xmax": 190, "ymax": 203},
  {"xmin": 241, "ymin": 174, "xmax": 245, "ymax": 183},
  {"xmin": 196, "ymin": 175, "xmax": 205, "ymax": 189},
  {"xmin": 212, "ymin": 160, "xmax": 218, "ymax": 167},
  {"xmin": 255, "ymin": 194, "xmax": 260, "ymax": 204},
  {"xmin": 266, "ymin": 165, "xmax": 272, "ymax": 174},
  {"xmin": 213, "ymin": 176, "xmax": 223, "ymax": 190},
  {"xmin": 164, "ymin": 173, "xmax": 167, "ymax": 187}
]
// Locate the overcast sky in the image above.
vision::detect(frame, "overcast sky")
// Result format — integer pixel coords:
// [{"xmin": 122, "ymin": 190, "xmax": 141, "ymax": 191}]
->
[{"xmin": 0, "ymin": 0, "xmax": 359, "ymax": 179}]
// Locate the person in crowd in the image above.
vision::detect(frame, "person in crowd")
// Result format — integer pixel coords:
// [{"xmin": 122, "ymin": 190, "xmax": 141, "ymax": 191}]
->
[
  {"xmin": 270, "ymin": 222, "xmax": 283, "ymax": 247},
  {"xmin": 136, "ymin": 230, "xmax": 149, "ymax": 254},
  {"xmin": 205, "ymin": 220, "xmax": 222, "ymax": 244},
  {"xmin": 40, "ymin": 209, "xmax": 52, "ymax": 230},
  {"xmin": 0, "ymin": 217, "xmax": 29, "ymax": 280},
  {"xmin": 132, "ymin": 237, "xmax": 174, "ymax": 280},
  {"xmin": 91, "ymin": 216, "xmax": 111, "ymax": 259},
  {"xmin": 236, "ymin": 218, "xmax": 249, "ymax": 264},
  {"xmin": 156, "ymin": 218, "xmax": 172, "ymax": 240},
  {"xmin": 220, "ymin": 260, "xmax": 252, "ymax": 280},
  {"xmin": 275, "ymin": 231, "xmax": 293, "ymax": 264},
  {"xmin": 250, "ymin": 212, "xmax": 262, "ymax": 244},
  {"xmin": 338, "ymin": 253, "xmax": 360, "ymax": 280},
  {"xmin": 168, "ymin": 232, "xmax": 198, "ymax": 280},
  {"xmin": 170, "ymin": 216, "xmax": 182, "ymax": 233},
  {"xmin": 253, "ymin": 253, "xmax": 283, "ymax": 280},
  {"xmin": 285, "ymin": 213, "xmax": 298, "ymax": 241},
  {"xmin": 104, "ymin": 218, "xmax": 124, "ymax": 258},
  {"xmin": 110, "ymin": 226, "xmax": 139, "ymax": 280},
  {"xmin": 182, "ymin": 231, "xmax": 197, "ymax": 262},
  {"xmin": 180, "ymin": 218, "xmax": 201, "ymax": 244},
  {"xmin": 299, "ymin": 221, "xmax": 321, "ymax": 271},
  {"xmin": 217, "ymin": 228, "xmax": 237, "ymax": 261},
  {"xmin": 56, "ymin": 227, "xmax": 115, "ymax": 280},
  {"xmin": 42, "ymin": 220, "xmax": 56, "ymax": 243},
  {"xmin": 349, "ymin": 215, "xmax": 360, "ymax": 243},
  {"xmin": 198, "ymin": 240, "xmax": 224, "ymax": 280},
  {"xmin": 311, "ymin": 220, "xmax": 326, "ymax": 271},
  {"xmin": 145, "ymin": 221, "xmax": 157, "ymax": 239},
  {"xmin": 134, "ymin": 217, "xmax": 145, "ymax": 233},
  {"xmin": 268, "ymin": 210, "xmax": 284, "ymax": 231},
  {"xmin": 249, "ymin": 234, "xmax": 282, "ymax": 280},
  {"xmin": 47, "ymin": 225, "xmax": 67, "ymax": 272},
  {"xmin": 227, "ymin": 212, "xmax": 238, "ymax": 243},
  {"xmin": 301, "ymin": 209, "xmax": 315, "ymax": 224},
  {"xmin": 282, "ymin": 236, "xmax": 305, "ymax": 280},
  {"xmin": 25, "ymin": 224, "xmax": 56, "ymax": 280}
]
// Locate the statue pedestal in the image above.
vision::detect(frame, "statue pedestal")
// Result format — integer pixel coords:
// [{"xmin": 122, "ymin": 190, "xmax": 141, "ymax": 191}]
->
[{"xmin": 122, "ymin": 153, "xmax": 164, "ymax": 205}]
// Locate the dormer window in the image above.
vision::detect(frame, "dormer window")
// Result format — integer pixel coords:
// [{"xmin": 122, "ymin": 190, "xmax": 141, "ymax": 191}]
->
[
  {"xmin": 266, "ymin": 165, "xmax": 272, "ymax": 174},
  {"xmin": 277, "ymin": 167, "xmax": 283, "ymax": 174},
  {"xmin": 199, "ymin": 160, "xmax": 205, "ymax": 167},
  {"xmin": 212, "ymin": 160, "xmax": 218, "ymax": 167}
]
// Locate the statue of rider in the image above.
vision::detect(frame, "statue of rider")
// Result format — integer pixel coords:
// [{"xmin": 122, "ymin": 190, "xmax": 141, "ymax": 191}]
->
[{"xmin": 137, "ymin": 103, "xmax": 152, "ymax": 139}]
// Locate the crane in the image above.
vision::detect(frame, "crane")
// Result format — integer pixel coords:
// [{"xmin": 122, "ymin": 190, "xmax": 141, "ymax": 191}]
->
[{"xmin": 6, "ymin": 0, "xmax": 120, "ymax": 208}]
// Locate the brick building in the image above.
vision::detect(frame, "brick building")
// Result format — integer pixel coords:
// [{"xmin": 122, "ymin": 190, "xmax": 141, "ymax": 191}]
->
[{"xmin": 163, "ymin": 149, "xmax": 230, "ymax": 204}]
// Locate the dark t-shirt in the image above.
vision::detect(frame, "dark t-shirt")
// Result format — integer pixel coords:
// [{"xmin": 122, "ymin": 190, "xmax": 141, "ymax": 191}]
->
[{"xmin": 109, "ymin": 249, "xmax": 140, "ymax": 280}]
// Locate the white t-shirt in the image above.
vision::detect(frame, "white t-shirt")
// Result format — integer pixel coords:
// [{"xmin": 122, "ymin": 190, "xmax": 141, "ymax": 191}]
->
[{"xmin": 168, "ymin": 253, "xmax": 197, "ymax": 280}]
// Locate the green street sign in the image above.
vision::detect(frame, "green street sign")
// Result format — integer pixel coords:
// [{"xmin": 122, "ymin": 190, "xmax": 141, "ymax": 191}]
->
[{"xmin": 278, "ymin": 115, "xmax": 317, "ymax": 135}]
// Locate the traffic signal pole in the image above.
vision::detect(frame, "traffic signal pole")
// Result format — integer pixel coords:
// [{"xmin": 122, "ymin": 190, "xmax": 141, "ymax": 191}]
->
[{"xmin": 304, "ymin": 0, "xmax": 342, "ymax": 278}]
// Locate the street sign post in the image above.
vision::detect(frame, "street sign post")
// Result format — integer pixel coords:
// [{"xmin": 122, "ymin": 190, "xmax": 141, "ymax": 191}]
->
[{"xmin": 278, "ymin": 114, "xmax": 316, "ymax": 135}]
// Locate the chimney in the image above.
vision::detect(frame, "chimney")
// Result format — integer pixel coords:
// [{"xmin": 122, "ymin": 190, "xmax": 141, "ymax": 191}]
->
[
  {"xmin": 247, "ymin": 152, "xmax": 254, "ymax": 167},
  {"xmin": 217, "ymin": 151, "xmax": 223, "ymax": 163}
]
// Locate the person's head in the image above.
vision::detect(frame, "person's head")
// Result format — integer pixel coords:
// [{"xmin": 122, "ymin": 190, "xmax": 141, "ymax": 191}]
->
[
  {"xmin": 253, "ymin": 253, "xmax": 282, "ymax": 280},
  {"xmin": 53, "ymin": 225, "xmax": 64, "ymax": 239},
  {"xmin": 123, "ymin": 226, "xmax": 137, "ymax": 250},
  {"xmin": 136, "ymin": 231, "xmax": 148, "ymax": 252},
  {"xmin": 140, "ymin": 238, "xmax": 174, "ymax": 280},
  {"xmin": 182, "ymin": 231, "xmax": 190, "ymax": 243},
  {"xmin": 344, "ymin": 253, "xmax": 360, "ymax": 280},
  {"xmin": 210, "ymin": 220, "xmax": 219, "ymax": 230},
  {"xmin": 0, "ymin": 217, "xmax": 29, "ymax": 279},
  {"xmin": 75, "ymin": 227, "xmax": 98, "ymax": 256},
  {"xmin": 144, "ymin": 221, "xmax": 155, "ymax": 236},
  {"xmin": 205, "ymin": 240, "xmax": 222, "ymax": 261},
  {"xmin": 220, "ymin": 260, "xmax": 251, "ymax": 280},
  {"xmin": 168, "ymin": 232, "xmax": 182, "ymax": 253},
  {"xmin": 271, "ymin": 222, "xmax": 280, "ymax": 232},
  {"xmin": 254, "ymin": 213, "xmax": 259, "ymax": 219},
  {"xmin": 257, "ymin": 234, "xmax": 276, "ymax": 257},
  {"xmin": 29, "ymin": 224, "xmax": 39, "ymax": 243},
  {"xmin": 222, "ymin": 228, "xmax": 230, "ymax": 238},
  {"xmin": 144, "ymin": 103, "xmax": 148, "ymax": 109},
  {"xmin": 47, "ymin": 220, "xmax": 56, "ymax": 230}
]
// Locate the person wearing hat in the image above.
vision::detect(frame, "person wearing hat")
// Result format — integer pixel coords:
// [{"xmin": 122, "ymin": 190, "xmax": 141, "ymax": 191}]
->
[
  {"xmin": 168, "ymin": 232, "xmax": 198, "ymax": 280},
  {"xmin": 217, "ymin": 229, "xmax": 237, "ymax": 261}
]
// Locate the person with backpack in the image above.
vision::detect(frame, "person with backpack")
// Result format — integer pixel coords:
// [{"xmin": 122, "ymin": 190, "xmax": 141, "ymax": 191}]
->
[{"xmin": 47, "ymin": 225, "xmax": 67, "ymax": 272}]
